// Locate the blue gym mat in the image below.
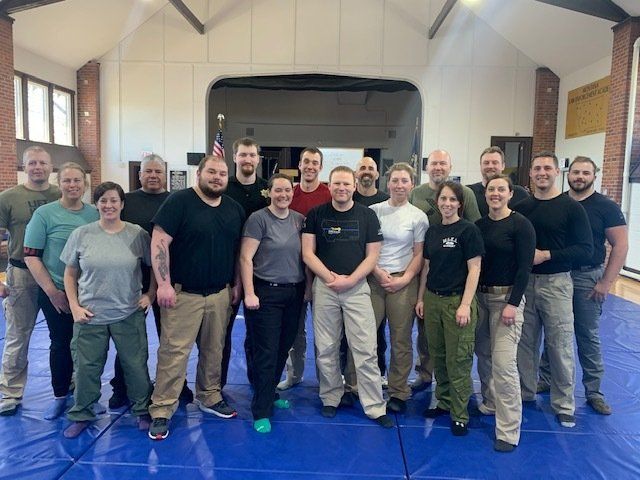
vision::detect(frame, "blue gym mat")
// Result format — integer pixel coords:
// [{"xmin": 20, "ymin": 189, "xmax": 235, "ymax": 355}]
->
[{"xmin": 0, "ymin": 296, "xmax": 639, "ymax": 479}]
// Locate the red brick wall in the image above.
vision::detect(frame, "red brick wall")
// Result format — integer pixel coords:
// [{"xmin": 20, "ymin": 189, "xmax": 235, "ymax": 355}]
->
[
  {"xmin": 532, "ymin": 67, "xmax": 560, "ymax": 155},
  {"xmin": 602, "ymin": 17, "xmax": 640, "ymax": 204},
  {"xmin": 0, "ymin": 15, "xmax": 16, "ymax": 191},
  {"xmin": 77, "ymin": 61, "xmax": 101, "ymax": 190}
]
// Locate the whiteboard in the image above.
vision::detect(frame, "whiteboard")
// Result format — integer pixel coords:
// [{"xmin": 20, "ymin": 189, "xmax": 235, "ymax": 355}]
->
[{"xmin": 319, "ymin": 148, "xmax": 364, "ymax": 182}]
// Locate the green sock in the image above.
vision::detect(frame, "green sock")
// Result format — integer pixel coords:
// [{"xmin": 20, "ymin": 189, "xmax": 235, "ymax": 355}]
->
[
  {"xmin": 253, "ymin": 418, "xmax": 271, "ymax": 433},
  {"xmin": 273, "ymin": 399, "xmax": 290, "ymax": 409}
]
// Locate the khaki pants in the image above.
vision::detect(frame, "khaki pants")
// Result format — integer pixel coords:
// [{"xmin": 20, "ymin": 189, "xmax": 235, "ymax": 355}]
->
[
  {"xmin": 0, "ymin": 265, "xmax": 40, "ymax": 410},
  {"xmin": 312, "ymin": 278, "xmax": 385, "ymax": 418},
  {"xmin": 149, "ymin": 285, "xmax": 231, "ymax": 420},
  {"xmin": 424, "ymin": 290, "xmax": 477, "ymax": 423},
  {"xmin": 517, "ymin": 273, "xmax": 575, "ymax": 416},
  {"xmin": 476, "ymin": 291, "xmax": 524, "ymax": 445},
  {"xmin": 362, "ymin": 274, "xmax": 417, "ymax": 401}
]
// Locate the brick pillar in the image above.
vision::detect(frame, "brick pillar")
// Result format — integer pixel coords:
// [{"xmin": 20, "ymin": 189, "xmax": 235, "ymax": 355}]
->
[
  {"xmin": 602, "ymin": 17, "xmax": 640, "ymax": 204},
  {"xmin": 532, "ymin": 67, "xmax": 560, "ymax": 155},
  {"xmin": 0, "ymin": 15, "xmax": 16, "ymax": 191},
  {"xmin": 77, "ymin": 61, "xmax": 101, "ymax": 190}
]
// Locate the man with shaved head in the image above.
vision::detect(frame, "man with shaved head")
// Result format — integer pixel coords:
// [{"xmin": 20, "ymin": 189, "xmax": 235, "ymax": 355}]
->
[
  {"xmin": 408, "ymin": 149, "xmax": 481, "ymax": 392},
  {"xmin": 353, "ymin": 157, "xmax": 389, "ymax": 206},
  {"xmin": 0, "ymin": 146, "xmax": 60, "ymax": 416}
]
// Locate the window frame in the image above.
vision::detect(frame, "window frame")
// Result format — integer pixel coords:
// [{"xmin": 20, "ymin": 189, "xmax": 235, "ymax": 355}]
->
[{"xmin": 14, "ymin": 71, "xmax": 76, "ymax": 147}]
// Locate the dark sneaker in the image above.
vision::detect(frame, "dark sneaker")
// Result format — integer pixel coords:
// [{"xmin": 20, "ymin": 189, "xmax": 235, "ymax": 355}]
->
[
  {"xmin": 108, "ymin": 391, "xmax": 130, "ymax": 409},
  {"xmin": 494, "ymin": 439, "xmax": 516, "ymax": 452},
  {"xmin": 451, "ymin": 420, "xmax": 468, "ymax": 436},
  {"xmin": 536, "ymin": 381, "xmax": 550, "ymax": 394},
  {"xmin": 321, "ymin": 405, "xmax": 337, "ymax": 418},
  {"xmin": 373, "ymin": 414, "xmax": 394, "ymax": 428},
  {"xmin": 386, "ymin": 397, "xmax": 406, "ymax": 414},
  {"xmin": 587, "ymin": 398, "xmax": 612, "ymax": 415},
  {"xmin": 0, "ymin": 403, "xmax": 19, "ymax": 416},
  {"xmin": 137, "ymin": 414, "xmax": 152, "ymax": 430},
  {"xmin": 198, "ymin": 400, "xmax": 237, "ymax": 419},
  {"xmin": 64, "ymin": 421, "xmax": 90, "ymax": 439},
  {"xmin": 423, "ymin": 406, "xmax": 449, "ymax": 418},
  {"xmin": 179, "ymin": 385, "xmax": 194, "ymax": 404},
  {"xmin": 148, "ymin": 417, "xmax": 169, "ymax": 440},
  {"xmin": 557, "ymin": 413, "xmax": 576, "ymax": 428},
  {"xmin": 410, "ymin": 376, "xmax": 432, "ymax": 392},
  {"xmin": 339, "ymin": 392, "xmax": 358, "ymax": 408}
]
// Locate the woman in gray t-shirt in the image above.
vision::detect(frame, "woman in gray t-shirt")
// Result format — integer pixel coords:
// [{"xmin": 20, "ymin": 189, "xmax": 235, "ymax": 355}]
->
[
  {"xmin": 239, "ymin": 173, "xmax": 307, "ymax": 434},
  {"xmin": 60, "ymin": 182, "xmax": 154, "ymax": 439}
]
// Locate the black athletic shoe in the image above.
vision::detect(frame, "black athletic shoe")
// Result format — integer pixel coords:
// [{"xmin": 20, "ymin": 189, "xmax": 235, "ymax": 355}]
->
[
  {"xmin": 386, "ymin": 397, "xmax": 407, "ymax": 414},
  {"xmin": 423, "ymin": 406, "xmax": 449, "ymax": 418},
  {"xmin": 148, "ymin": 417, "xmax": 169, "ymax": 440},
  {"xmin": 373, "ymin": 414, "xmax": 394, "ymax": 428},
  {"xmin": 494, "ymin": 439, "xmax": 516, "ymax": 452},
  {"xmin": 108, "ymin": 391, "xmax": 129, "ymax": 410},
  {"xmin": 339, "ymin": 391, "xmax": 358, "ymax": 408},
  {"xmin": 451, "ymin": 420, "xmax": 468, "ymax": 436},
  {"xmin": 179, "ymin": 385, "xmax": 194, "ymax": 404},
  {"xmin": 321, "ymin": 406, "xmax": 337, "ymax": 418}
]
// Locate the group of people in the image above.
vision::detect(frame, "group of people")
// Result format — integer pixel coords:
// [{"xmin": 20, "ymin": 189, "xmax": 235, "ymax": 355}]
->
[{"xmin": 0, "ymin": 140, "xmax": 628, "ymax": 453}]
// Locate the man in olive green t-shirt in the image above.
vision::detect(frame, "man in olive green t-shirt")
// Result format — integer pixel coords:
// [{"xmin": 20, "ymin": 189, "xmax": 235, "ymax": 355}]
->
[
  {"xmin": 409, "ymin": 149, "xmax": 481, "ymax": 391},
  {"xmin": 0, "ymin": 146, "xmax": 60, "ymax": 416}
]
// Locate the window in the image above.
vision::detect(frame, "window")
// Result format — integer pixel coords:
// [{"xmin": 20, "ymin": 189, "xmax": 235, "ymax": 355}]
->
[
  {"xmin": 14, "ymin": 76, "xmax": 23, "ymax": 139},
  {"xmin": 14, "ymin": 71, "xmax": 75, "ymax": 146},
  {"xmin": 27, "ymin": 80, "xmax": 49, "ymax": 143},
  {"xmin": 53, "ymin": 89, "xmax": 73, "ymax": 145}
]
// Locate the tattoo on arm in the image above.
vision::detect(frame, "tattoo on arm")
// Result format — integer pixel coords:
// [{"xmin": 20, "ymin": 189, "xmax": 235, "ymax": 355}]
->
[{"xmin": 156, "ymin": 239, "xmax": 169, "ymax": 281}]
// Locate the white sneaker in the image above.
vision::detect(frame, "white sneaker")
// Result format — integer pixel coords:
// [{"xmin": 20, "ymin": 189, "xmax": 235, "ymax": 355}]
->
[{"xmin": 277, "ymin": 377, "xmax": 303, "ymax": 391}]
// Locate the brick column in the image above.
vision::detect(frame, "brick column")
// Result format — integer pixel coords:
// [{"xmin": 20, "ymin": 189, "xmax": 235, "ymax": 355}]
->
[
  {"xmin": 532, "ymin": 67, "xmax": 560, "ymax": 155},
  {"xmin": 77, "ymin": 61, "xmax": 101, "ymax": 190},
  {"xmin": 0, "ymin": 15, "xmax": 16, "ymax": 191},
  {"xmin": 602, "ymin": 17, "xmax": 640, "ymax": 204}
]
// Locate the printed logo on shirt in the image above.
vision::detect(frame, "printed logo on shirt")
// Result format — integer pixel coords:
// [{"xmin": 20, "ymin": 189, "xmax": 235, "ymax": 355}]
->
[
  {"xmin": 442, "ymin": 236, "xmax": 458, "ymax": 248},
  {"xmin": 321, "ymin": 219, "xmax": 359, "ymax": 242},
  {"xmin": 28, "ymin": 199, "xmax": 49, "ymax": 215}
]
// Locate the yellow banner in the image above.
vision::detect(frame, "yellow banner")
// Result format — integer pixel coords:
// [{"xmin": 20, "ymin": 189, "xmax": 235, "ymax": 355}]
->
[{"xmin": 565, "ymin": 76, "xmax": 610, "ymax": 139}]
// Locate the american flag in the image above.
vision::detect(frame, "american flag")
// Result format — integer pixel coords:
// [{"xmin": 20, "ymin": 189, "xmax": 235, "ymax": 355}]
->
[{"xmin": 213, "ymin": 128, "xmax": 224, "ymax": 158}]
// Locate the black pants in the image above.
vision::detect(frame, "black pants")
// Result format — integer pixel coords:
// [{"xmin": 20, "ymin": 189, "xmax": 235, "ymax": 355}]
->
[
  {"xmin": 244, "ymin": 280, "xmax": 304, "ymax": 419},
  {"xmin": 221, "ymin": 301, "xmax": 255, "ymax": 388},
  {"xmin": 38, "ymin": 288, "xmax": 74, "ymax": 398},
  {"xmin": 111, "ymin": 301, "xmax": 166, "ymax": 396}
]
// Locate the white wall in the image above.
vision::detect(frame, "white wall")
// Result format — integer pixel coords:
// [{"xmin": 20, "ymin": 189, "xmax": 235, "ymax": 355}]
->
[
  {"xmin": 99, "ymin": 0, "xmax": 537, "ymax": 190},
  {"xmin": 13, "ymin": 46, "xmax": 77, "ymax": 91},
  {"xmin": 555, "ymin": 55, "xmax": 612, "ymax": 191}
]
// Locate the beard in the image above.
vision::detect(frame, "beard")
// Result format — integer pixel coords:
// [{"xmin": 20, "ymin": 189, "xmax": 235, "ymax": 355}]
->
[
  {"xmin": 240, "ymin": 163, "xmax": 256, "ymax": 176},
  {"xmin": 359, "ymin": 174, "xmax": 374, "ymax": 189},
  {"xmin": 568, "ymin": 178, "xmax": 594, "ymax": 193},
  {"xmin": 198, "ymin": 179, "xmax": 225, "ymax": 199}
]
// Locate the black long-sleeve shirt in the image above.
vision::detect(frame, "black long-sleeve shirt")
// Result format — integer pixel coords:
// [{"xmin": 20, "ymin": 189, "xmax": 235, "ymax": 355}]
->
[
  {"xmin": 476, "ymin": 211, "xmax": 536, "ymax": 306},
  {"xmin": 514, "ymin": 194, "xmax": 593, "ymax": 274},
  {"xmin": 468, "ymin": 182, "xmax": 529, "ymax": 217}
]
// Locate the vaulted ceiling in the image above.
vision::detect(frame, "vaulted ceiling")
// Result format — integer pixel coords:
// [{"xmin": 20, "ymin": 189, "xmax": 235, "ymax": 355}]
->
[{"xmin": 9, "ymin": 0, "xmax": 640, "ymax": 77}]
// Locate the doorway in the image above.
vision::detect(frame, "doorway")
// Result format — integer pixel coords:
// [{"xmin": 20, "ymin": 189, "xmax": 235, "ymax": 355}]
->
[{"xmin": 490, "ymin": 136, "xmax": 533, "ymax": 188}]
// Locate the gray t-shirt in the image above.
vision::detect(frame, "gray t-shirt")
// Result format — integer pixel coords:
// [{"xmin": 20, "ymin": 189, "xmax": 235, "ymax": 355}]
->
[
  {"xmin": 60, "ymin": 222, "xmax": 151, "ymax": 325},
  {"xmin": 242, "ymin": 207, "xmax": 305, "ymax": 283}
]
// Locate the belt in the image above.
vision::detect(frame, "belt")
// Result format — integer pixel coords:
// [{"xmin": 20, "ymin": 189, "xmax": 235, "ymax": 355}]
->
[
  {"xmin": 479, "ymin": 285, "xmax": 512, "ymax": 294},
  {"xmin": 428, "ymin": 288, "xmax": 462, "ymax": 297},
  {"xmin": 574, "ymin": 264, "xmax": 603, "ymax": 273},
  {"xmin": 254, "ymin": 277, "xmax": 303, "ymax": 288},
  {"xmin": 9, "ymin": 258, "xmax": 28, "ymax": 269},
  {"xmin": 178, "ymin": 284, "xmax": 226, "ymax": 296}
]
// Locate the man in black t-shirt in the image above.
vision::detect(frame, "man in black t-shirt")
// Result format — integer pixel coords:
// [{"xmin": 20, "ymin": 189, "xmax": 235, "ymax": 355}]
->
[
  {"xmin": 467, "ymin": 146, "xmax": 529, "ymax": 216},
  {"xmin": 348, "ymin": 156, "xmax": 390, "ymax": 393},
  {"xmin": 514, "ymin": 152, "xmax": 593, "ymax": 429},
  {"xmin": 147, "ymin": 156, "xmax": 245, "ymax": 441},
  {"xmin": 109, "ymin": 154, "xmax": 191, "ymax": 409},
  {"xmin": 302, "ymin": 166, "xmax": 392, "ymax": 428},
  {"xmin": 538, "ymin": 156, "xmax": 628, "ymax": 415},
  {"xmin": 221, "ymin": 137, "xmax": 269, "ymax": 389}
]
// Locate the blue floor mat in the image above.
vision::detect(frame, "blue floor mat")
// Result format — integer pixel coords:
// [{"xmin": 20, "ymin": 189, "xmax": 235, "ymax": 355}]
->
[{"xmin": 0, "ymin": 294, "xmax": 639, "ymax": 479}]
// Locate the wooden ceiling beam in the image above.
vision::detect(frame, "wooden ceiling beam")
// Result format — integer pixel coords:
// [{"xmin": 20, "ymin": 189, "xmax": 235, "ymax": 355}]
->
[
  {"xmin": 535, "ymin": 0, "xmax": 629, "ymax": 23},
  {"xmin": 168, "ymin": 0, "xmax": 204, "ymax": 35},
  {"xmin": 428, "ymin": 0, "xmax": 457, "ymax": 40}
]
